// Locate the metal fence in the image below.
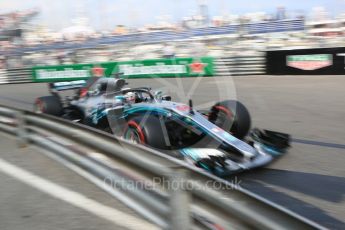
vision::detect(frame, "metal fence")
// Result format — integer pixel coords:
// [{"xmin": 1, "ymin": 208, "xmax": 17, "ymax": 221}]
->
[
  {"xmin": 0, "ymin": 105, "xmax": 324, "ymax": 229},
  {"xmin": 214, "ymin": 56, "xmax": 265, "ymax": 76},
  {"xmin": 5, "ymin": 68, "xmax": 32, "ymax": 83},
  {"xmin": 0, "ymin": 69, "xmax": 9, "ymax": 84}
]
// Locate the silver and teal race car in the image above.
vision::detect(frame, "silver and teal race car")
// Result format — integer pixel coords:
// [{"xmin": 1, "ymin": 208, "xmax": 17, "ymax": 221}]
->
[{"xmin": 34, "ymin": 77, "xmax": 290, "ymax": 176}]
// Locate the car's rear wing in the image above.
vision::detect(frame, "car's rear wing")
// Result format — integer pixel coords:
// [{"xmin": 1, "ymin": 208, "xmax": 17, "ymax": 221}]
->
[{"xmin": 49, "ymin": 80, "xmax": 86, "ymax": 91}]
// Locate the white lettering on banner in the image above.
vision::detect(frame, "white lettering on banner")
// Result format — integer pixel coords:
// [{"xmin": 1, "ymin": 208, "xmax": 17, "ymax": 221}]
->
[
  {"xmin": 54, "ymin": 80, "xmax": 86, "ymax": 86},
  {"xmin": 119, "ymin": 64, "xmax": 187, "ymax": 75},
  {"xmin": 36, "ymin": 69, "xmax": 91, "ymax": 79}
]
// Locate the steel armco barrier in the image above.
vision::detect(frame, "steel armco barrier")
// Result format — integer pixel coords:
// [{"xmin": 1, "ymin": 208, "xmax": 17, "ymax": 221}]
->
[
  {"xmin": 214, "ymin": 55, "xmax": 265, "ymax": 76},
  {"xmin": 6, "ymin": 67, "xmax": 32, "ymax": 83},
  {"xmin": 0, "ymin": 69, "xmax": 9, "ymax": 84},
  {"xmin": 0, "ymin": 105, "xmax": 325, "ymax": 230},
  {"xmin": 0, "ymin": 67, "xmax": 32, "ymax": 84}
]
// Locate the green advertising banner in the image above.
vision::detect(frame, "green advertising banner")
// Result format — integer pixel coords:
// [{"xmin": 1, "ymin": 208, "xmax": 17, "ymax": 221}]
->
[{"xmin": 31, "ymin": 57, "xmax": 214, "ymax": 82}]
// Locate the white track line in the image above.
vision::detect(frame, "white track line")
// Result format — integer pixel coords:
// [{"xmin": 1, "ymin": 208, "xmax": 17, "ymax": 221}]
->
[{"xmin": 0, "ymin": 158, "xmax": 159, "ymax": 230}]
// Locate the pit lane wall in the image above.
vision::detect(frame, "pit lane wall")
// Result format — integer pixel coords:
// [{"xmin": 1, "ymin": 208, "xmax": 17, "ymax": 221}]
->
[
  {"xmin": 266, "ymin": 47, "xmax": 345, "ymax": 75},
  {"xmin": 31, "ymin": 57, "xmax": 214, "ymax": 82}
]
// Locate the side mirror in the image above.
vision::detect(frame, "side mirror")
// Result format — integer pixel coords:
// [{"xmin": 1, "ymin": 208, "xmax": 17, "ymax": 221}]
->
[
  {"xmin": 115, "ymin": 79, "xmax": 126, "ymax": 90},
  {"xmin": 154, "ymin": 90, "xmax": 163, "ymax": 99},
  {"xmin": 162, "ymin": 95, "xmax": 171, "ymax": 101}
]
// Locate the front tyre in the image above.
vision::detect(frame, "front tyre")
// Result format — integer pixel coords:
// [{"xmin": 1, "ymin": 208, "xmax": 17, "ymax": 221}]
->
[
  {"xmin": 123, "ymin": 116, "xmax": 170, "ymax": 149},
  {"xmin": 208, "ymin": 100, "xmax": 251, "ymax": 139}
]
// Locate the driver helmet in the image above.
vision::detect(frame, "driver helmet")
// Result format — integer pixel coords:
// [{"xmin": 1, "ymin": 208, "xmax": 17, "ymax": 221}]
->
[{"xmin": 125, "ymin": 92, "xmax": 136, "ymax": 104}]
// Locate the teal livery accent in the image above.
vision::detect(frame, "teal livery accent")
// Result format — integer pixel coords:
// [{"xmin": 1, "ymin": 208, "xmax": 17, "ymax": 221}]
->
[
  {"xmin": 180, "ymin": 148, "xmax": 203, "ymax": 161},
  {"xmin": 260, "ymin": 144, "xmax": 285, "ymax": 156},
  {"xmin": 124, "ymin": 106, "xmax": 170, "ymax": 117},
  {"xmin": 91, "ymin": 107, "xmax": 108, "ymax": 124},
  {"xmin": 199, "ymin": 162, "xmax": 211, "ymax": 171}
]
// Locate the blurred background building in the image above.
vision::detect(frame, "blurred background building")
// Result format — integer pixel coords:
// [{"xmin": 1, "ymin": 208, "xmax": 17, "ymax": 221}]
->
[{"xmin": 0, "ymin": 1, "xmax": 345, "ymax": 68}]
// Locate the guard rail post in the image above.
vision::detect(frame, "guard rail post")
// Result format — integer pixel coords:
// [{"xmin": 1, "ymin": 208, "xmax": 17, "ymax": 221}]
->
[
  {"xmin": 15, "ymin": 110, "xmax": 28, "ymax": 147},
  {"xmin": 169, "ymin": 168, "xmax": 191, "ymax": 230}
]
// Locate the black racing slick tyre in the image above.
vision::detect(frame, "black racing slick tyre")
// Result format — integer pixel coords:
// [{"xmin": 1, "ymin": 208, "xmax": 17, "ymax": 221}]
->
[
  {"xmin": 34, "ymin": 96, "xmax": 63, "ymax": 116},
  {"xmin": 208, "ymin": 100, "xmax": 251, "ymax": 139},
  {"xmin": 123, "ymin": 116, "xmax": 170, "ymax": 150}
]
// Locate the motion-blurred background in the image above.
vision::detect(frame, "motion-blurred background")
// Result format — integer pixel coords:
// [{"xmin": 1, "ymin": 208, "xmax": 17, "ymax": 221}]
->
[{"xmin": 0, "ymin": 0, "xmax": 344, "ymax": 68}]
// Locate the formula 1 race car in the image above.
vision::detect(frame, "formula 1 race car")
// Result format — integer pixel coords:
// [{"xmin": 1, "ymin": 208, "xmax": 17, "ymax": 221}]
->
[{"xmin": 34, "ymin": 76, "xmax": 290, "ymax": 176}]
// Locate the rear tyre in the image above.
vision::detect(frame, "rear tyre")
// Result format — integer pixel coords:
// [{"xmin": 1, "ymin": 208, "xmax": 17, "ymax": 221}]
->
[
  {"xmin": 34, "ymin": 96, "xmax": 63, "ymax": 116},
  {"xmin": 123, "ymin": 116, "xmax": 169, "ymax": 149},
  {"xmin": 209, "ymin": 100, "xmax": 251, "ymax": 139}
]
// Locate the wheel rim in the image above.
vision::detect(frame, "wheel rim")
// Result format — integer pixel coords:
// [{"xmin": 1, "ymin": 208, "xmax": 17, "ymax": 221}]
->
[
  {"xmin": 124, "ymin": 127, "xmax": 142, "ymax": 144},
  {"xmin": 214, "ymin": 106, "xmax": 234, "ymax": 130},
  {"xmin": 214, "ymin": 106, "xmax": 233, "ymax": 119},
  {"xmin": 123, "ymin": 120, "xmax": 145, "ymax": 144},
  {"xmin": 34, "ymin": 100, "xmax": 44, "ymax": 113}
]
